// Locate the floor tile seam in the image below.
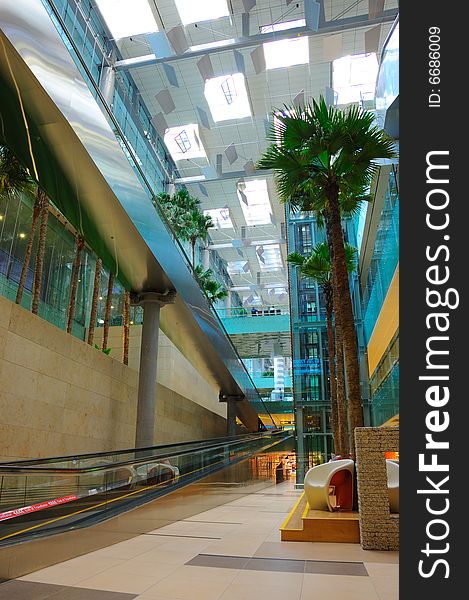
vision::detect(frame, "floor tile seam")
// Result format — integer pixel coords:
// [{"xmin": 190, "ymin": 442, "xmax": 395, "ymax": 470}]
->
[
  {"xmin": 182, "ymin": 520, "xmax": 243, "ymax": 525},
  {"xmin": 142, "ymin": 533, "xmax": 222, "ymax": 540},
  {"xmin": 368, "ymin": 573, "xmax": 399, "ymax": 598}
]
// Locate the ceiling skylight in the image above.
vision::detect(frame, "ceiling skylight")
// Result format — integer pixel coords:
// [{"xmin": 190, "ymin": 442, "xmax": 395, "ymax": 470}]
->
[
  {"xmin": 260, "ymin": 19, "xmax": 306, "ymax": 34},
  {"xmin": 164, "ymin": 124, "xmax": 207, "ymax": 161},
  {"xmin": 333, "ymin": 53, "xmax": 379, "ymax": 105},
  {"xmin": 96, "ymin": 0, "xmax": 158, "ymax": 40},
  {"xmin": 204, "ymin": 208, "xmax": 233, "ymax": 229},
  {"xmin": 261, "ymin": 19, "xmax": 309, "ymax": 70},
  {"xmin": 237, "ymin": 179, "xmax": 272, "ymax": 226},
  {"xmin": 175, "ymin": 0, "xmax": 229, "ymax": 26},
  {"xmin": 204, "ymin": 74, "xmax": 252, "ymax": 122},
  {"xmin": 190, "ymin": 39, "xmax": 236, "ymax": 52},
  {"xmin": 257, "ymin": 244, "xmax": 283, "ymax": 272},
  {"xmin": 227, "ymin": 261, "xmax": 250, "ymax": 275}
]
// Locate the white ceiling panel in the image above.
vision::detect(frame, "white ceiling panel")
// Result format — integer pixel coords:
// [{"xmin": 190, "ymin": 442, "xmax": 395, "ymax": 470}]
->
[{"xmin": 115, "ymin": 0, "xmax": 398, "ymax": 304}]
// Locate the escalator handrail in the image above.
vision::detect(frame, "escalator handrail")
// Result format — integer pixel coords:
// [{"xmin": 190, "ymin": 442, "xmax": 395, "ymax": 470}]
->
[
  {"xmin": 0, "ymin": 431, "xmax": 289, "ymax": 475},
  {"xmin": 0, "ymin": 430, "xmax": 282, "ymax": 467}
]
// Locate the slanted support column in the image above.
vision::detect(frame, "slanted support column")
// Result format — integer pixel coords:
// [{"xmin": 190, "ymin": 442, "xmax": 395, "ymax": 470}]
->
[
  {"xmin": 220, "ymin": 393, "xmax": 244, "ymax": 437},
  {"xmin": 135, "ymin": 290, "xmax": 176, "ymax": 448}
]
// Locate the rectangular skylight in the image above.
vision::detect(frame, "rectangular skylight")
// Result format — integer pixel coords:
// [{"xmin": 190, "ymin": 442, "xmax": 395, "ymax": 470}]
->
[
  {"xmin": 258, "ymin": 244, "xmax": 283, "ymax": 272},
  {"xmin": 175, "ymin": 0, "xmax": 229, "ymax": 26},
  {"xmin": 227, "ymin": 261, "xmax": 250, "ymax": 275},
  {"xmin": 96, "ymin": 0, "xmax": 158, "ymax": 40},
  {"xmin": 164, "ymin": 124, "xmax": 207, "ymax": 161},
  {"xmin": 260, "ymin": 19, "xmax": 306, "ymax": 34},
  {"xmin": 190, "ymin": 39, "xmax": 236, "ymax": 52},
  {"xmin": 333, "ymin": 53, "xmax": 379, "ymax": 105},
  {"xmin": 261, "ymin": 19, "xmax": 309, "ymax": 70},
  {"xmin": 238, "ymin": 179, "xmax": 272, "ymax": 226},
  {"xmin": 204, "ymin": 208, "xmax": 233, "ymax": 229},
  {"xmin": 204, "ymin": 73, "xmax": 251, "ymax": 122}
]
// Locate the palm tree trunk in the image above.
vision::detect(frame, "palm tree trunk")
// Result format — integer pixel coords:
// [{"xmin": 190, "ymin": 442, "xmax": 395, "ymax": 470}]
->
[
  {"xmin": 122, "ymin": 290, "xmax": 130, "ymax": 365},
  {"xmin": 15, "ymin": 191, "xmax": 41, "ymax": 305},
  {"xmin": 31, "ymin": 190, "xmax": 49, "ymax": 315},
  {"xmin": 325, "ymin": 185, "xmax": 363, "ymax": 458},
  {"xmin": 102, "ymin": 271, "xmax": 114, "ymax": 351},
  {"xmin": 325, "ymin": 296, "xmax": 341, "ymax": 455},
  {"xmin": 87, "ymin": 258, "xmax": 102, "ymax": 345},
  {"xmin": 324, "ymin": 210, "xmax": 350, "ymax": 457},
  {"xmin": 191, "ymin": 238, "xmax": 196, "ymax": 268},
  {"xmin": 334, "ymin": 301, "xmax": 350, "ymax": 456},
  {"xmin": 66, "ymin": 236, "xmax": 84, "ymax": 334}
]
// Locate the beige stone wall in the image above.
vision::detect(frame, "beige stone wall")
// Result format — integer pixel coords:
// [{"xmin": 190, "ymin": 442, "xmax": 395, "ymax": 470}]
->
[
  {"xmin": 95, "ymin": 324, "xmax": 225, "ymax": 419},
  {"xmin": 355, "ymin": 427, "xmax": 399, "ymax": 551},
  {"xmin": 0, "ymin": 296, "xmax": 226, "ymax": 461}
]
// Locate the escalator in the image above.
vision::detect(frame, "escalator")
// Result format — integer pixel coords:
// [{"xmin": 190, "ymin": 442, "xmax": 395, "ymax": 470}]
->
[{"xmin": 0, "ymin": 430, "xmax": 291, "ymax": 549}]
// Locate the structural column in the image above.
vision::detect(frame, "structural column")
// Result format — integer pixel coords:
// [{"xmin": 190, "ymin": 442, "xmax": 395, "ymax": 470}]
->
[
  {"xmin": 295, "ymin": 406, "xmax": 306, "ymax": 485},
  {"xmin": 135, "ymin": 290, "xmax": 176, "ymax": 448},
  {"xmin": 220, "ymin": 393, "xmax": 244, "ymax": 437},
  {"xmin": 226, "ymin": 399, "xmax": 238, "ymax": 437}
]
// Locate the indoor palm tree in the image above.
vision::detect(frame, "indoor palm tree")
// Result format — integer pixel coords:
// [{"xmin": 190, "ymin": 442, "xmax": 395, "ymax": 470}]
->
[
  {"xmin": 31, "ymin": 189, "xmax": 49, "ymax": 315},
  {"xmin": 122, "ymin": 289, "xmax": 130, "ymax": 366},
  {"xmin": 258, "ymin": 97, "xmax": 395, "ymax": 456},
  {"xmin": 156, "ymin": 188, "xmax": 201, "ymax": 236},
  {"xmin": 288, "ymin": 242, "xmax": 357, "ymax": 456},
  {"xmin": 102, "ymin": 271, "xmax": 114, "ymax": 351},
  {"xmin": 180, "ymin": 209, "xmax": 213, "ymax": 267},
  {"xmin": 66, "ymin": 235, "xmax": 84, "ymax": 334},
  {"xmin": 87, "ymin": 258, "xmax": 102, "ymax": 345},
  {"xmin": 194, "ymin": 265, "xmax": 228, "ymax": 302},
  {"xmin": 0, "ymin": 145, "xmax": 38, "ymax": 305}
]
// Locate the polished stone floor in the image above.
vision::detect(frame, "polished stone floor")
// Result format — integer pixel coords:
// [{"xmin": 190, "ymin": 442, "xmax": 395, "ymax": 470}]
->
[{"xmin": 1, "ymin": 482, "xmax": 398, "ymax": 600}]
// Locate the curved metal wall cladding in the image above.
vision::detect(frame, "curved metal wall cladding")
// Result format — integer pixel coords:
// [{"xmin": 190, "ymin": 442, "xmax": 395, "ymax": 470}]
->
[{"xmin": 0, "ymin": 0, "xmax": 261, "ymax": 426}]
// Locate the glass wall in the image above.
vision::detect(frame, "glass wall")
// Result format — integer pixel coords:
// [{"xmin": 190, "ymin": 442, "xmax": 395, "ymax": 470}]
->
[
  {"xmin": 361, "ymin": 167, "xmax": 400, "ymax": 425},
  {"xmin": 0, "ymin": 189, "xmax": 127, "ymax": 342},
  {"xmin": 362, "ymin": 167, "xmax": 399, "ymax": 342},
  {"xmin": 288, "ymin": 212, "xmax": 333, "ymax": 479}
]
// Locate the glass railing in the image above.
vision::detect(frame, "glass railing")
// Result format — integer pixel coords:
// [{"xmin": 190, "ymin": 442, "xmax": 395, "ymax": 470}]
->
[{"xmin": 0, "ymin": 430, "xmax": 291, "ymax": 545}]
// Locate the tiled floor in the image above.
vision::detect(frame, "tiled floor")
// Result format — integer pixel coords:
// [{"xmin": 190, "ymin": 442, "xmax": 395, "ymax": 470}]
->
[{"xmin": 1, "ymin": 481, "xmax": 399, "ymax": 600}]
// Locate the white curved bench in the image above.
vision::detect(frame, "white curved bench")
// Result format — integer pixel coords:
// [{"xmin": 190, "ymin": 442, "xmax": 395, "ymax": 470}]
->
[
  {"xmin": 386, "ymin": 459, "xmax": 399, "ymax": 513},
  {"xmin": 304, "ymin": 459, "xmax": 355, "ymax": 512}
]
